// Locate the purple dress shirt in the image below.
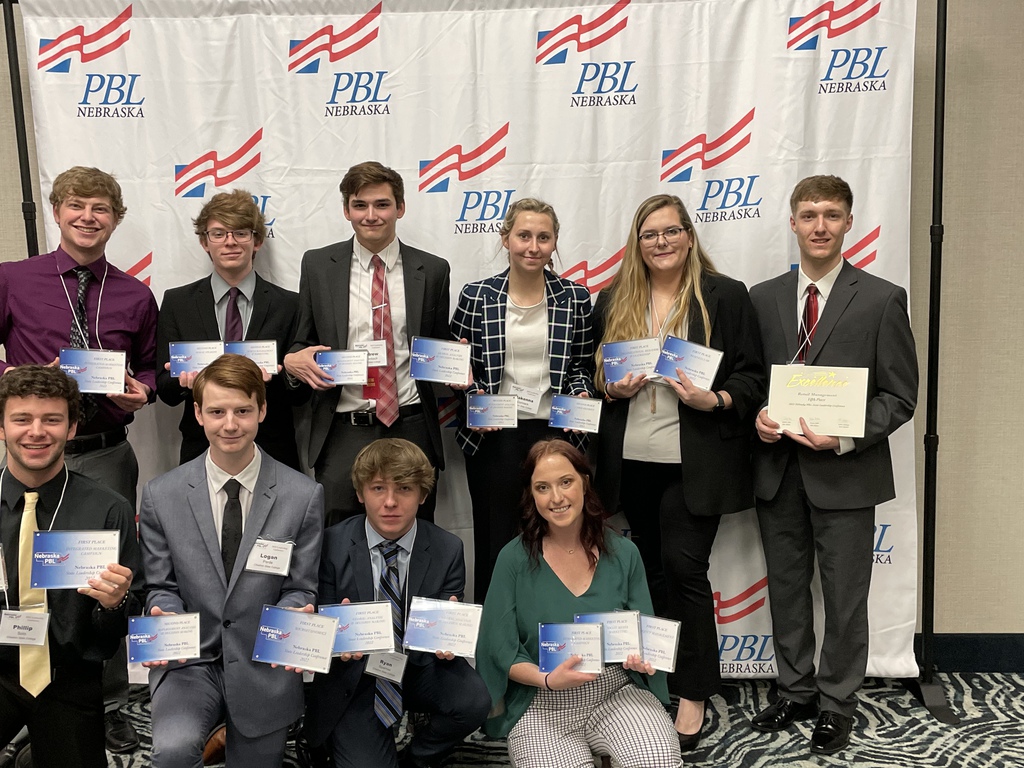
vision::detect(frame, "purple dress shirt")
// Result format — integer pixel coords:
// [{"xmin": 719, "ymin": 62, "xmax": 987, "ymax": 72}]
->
[{"xmin": 0, "ymin": 246, "xmax": 158, "ymax": 435}]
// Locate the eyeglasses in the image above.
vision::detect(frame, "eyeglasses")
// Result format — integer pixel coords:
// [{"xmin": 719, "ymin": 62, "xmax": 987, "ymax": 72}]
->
[
  {"xmin": 639, "ymin": 226, "xmax": 687, "ymax": 244},
  {"xmin": 203, "ymin": 229, "xmax": 255, "ymax": 243}
]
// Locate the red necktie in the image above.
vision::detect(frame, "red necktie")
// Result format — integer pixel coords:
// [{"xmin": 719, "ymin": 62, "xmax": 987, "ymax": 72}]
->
[
  {"xmin": 225, "ymin": 287, "xmax": 243, "ymax": 342},
  {"xmin": 369, "ymin": 255, "xmax": 399, "ymax": 427},
  {"xmin": 797, "ymin": 284, "xmax": 818, "ymax": 363}
]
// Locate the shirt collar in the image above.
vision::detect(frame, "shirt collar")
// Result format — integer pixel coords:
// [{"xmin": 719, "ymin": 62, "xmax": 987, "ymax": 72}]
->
[
  {"xmin": 0, "ymin": 464, "xmax": 70, "ymax": 519},
  {"xmin": 798, "ymin": 259, "xmax": 844, "ymax": 302},
  {"xmin": 364, "ymin": 516, "xmax": 417, "ymax": 554},
  {"xmin": 205, "ymin": 446, "xmax": 262, "ymax": 496},
  {"xmin": 55, "ymin": 246, "xmax": 106, "ymax": 280},
  {"xmin": 353, "ymin": 237, "xmax": 400, "ymax": 273},
  {"xmin": 210, "ymin": 269, "xmax": 257, "ymax": 304}
]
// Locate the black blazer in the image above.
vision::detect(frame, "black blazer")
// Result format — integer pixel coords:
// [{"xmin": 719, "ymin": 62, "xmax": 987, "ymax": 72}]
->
[
  {"xmin": 305, "ymin": 515, "xmax": 466, "ymax": 746},
  {"xmin": 156, "ymin": 273, "xmax": 303, "ymax": 469},
  {"xmin": 288, "ymin": 237, "xmax": 451, "ymax": 469},
  {"xmin": 592, "ymin": 272, "xmax": 765, "ymax": 517}
]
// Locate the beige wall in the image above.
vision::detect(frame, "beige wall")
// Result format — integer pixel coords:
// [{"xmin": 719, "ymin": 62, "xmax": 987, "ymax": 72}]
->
[{"xmin": 3, "ymin": 3, "xmax": 1021, "ymax": 633}]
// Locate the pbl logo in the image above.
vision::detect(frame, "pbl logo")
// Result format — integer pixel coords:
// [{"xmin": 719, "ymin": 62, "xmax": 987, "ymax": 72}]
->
[
  {"xmin": 419, "ymin": 124, "xmax": 513, "ymax": 235},
  {"xmin": 536, "ymin": 1, "xmax": 638, "ymax": 108},
  {"xmin": 258, "ymin": 625, "xmax": 291, "ymax": 642},
  {"xmin": 174, "ymin": 129, "xmax": 263, "ymax": 198},
  {"xmin": 661, "ymin": 110, "xmax": 762, "ymax": 223},
  {"xmin": 787, "ymin": 1, "xmax": 890, "ymax": 94},
  {"xmin": 716, "ymin": 577, "xmax": 776, "ymax": 675},
  {"xmin": 33, "ymin": 551, "xmax": 71, "ymax": 566},
  {"xmin": 873, "ymin": 522, "xmax": 894, "ymax": 565},
  {"xmin": 252, "ymin": 194, "xmax": 277, "ymax": 238},
  {"xmin": 540, "ymin": 641, "xmax": 568, "ymax": 653},
  {"xmin": 560, "ymin": 247, "xmax": 623, "ymax": 294},
  {"xmin": 129, "ymin": 633, "xmax": 158, "ymax": 645}
]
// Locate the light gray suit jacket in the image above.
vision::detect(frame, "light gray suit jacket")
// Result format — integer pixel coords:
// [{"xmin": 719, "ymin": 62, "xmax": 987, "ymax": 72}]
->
[
  {"xmin": 140, "ymin": 453, "xmax": 324, "ymax": 738},
  {"xmin": 749, "ymin": 259, "xmax": 918, "ymax": 509},
  {"xmin": 289, "ymin": 236, "xmax": 451, "ymax": 468}
]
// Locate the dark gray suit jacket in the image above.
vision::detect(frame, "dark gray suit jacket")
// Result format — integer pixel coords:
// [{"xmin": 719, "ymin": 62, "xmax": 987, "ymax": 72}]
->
[
  {"xmin": 156, "ymin": 273, "xmax": 304, "ymax": 469},
  {"xmin": 288, "ymin": 237, "xmax": 451, "ymax": 468},
  {"xmin": 140, "ymin": 454, "xmax": 324, "ymax": 738},
  {"xmin": 748, "ymin": 260, "xmax": 918, "ymax": 509}
]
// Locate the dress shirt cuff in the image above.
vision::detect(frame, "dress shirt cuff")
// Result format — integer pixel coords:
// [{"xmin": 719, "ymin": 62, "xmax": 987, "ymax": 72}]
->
[{"xmin": 835, "ymin": 436, "xmax": 856, "ymax": 455}]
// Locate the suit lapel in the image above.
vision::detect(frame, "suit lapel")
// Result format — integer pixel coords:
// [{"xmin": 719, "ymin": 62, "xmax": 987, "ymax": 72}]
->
[
  {"xmin": 806, "ymin": 261, "xmax": 858, "ymax": 365},
  {"xmin": 226, "ymin": 456, "xmax": 277, "ymax": 594},
  {"xmin": 402, "ymin": 242, "xmax": 425, "ymax": 339},
  {"xmin": 407, "ymin": 523, "xmax": 431, "ymax": 599},
  {"xmin": 545, "ymin": 273, "xmax": 572, "ymax": 389},
  {"xmin": 195, "ymin": 278, "xmax": 220, "ymax": 341},
  {"xmin": 350, "ymin": 523, "xmax": 375, "ymax": 602},
  {"xmin": 246, "ymin": 274, "xmax": 271, "ymax": 340},
  {"xmin": 774, "ymin": 270, "xmax": 800, "ymax": 363},
  {"xmin": 187, "ymin": 462, "xmax": 226, "ymax": 586},
  {"xmin": 686, "ymin": 278, "xmax": 718, "ymax": 344},
  {"xmin": 481, "ymin": 273, "xmax": 509, "ymax": 391},
  {"xmin": 332, "ymin": 241, "xmax": 353, "ymax": 347}
]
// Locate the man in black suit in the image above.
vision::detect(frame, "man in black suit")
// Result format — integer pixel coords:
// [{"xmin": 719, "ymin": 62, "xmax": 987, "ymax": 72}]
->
[
  {"xmin": 157, "ymin": 189, "xmax": 302, "ymax": 469},
  {"xmin": 748, "ymin": 176, "xmax": 918, "ymax": 755},
  {"xmin": 305, "ymin": 438, "xmax": 489, "ymax": 768},
  {"xmin": 284, "ymin": 162, "xmax": 450, "ymax": 525}
]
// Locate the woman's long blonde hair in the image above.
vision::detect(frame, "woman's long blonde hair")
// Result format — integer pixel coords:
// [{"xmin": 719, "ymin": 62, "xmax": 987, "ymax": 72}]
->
[{"xmin": 594, "ymin": 194, "xmax": 717, "ymax": 392}]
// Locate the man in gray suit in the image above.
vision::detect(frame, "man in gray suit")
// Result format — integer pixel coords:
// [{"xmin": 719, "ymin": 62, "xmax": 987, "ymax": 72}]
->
[
  {"xmin": 140, "ymin": 354, "xmax": 324, "ymax": 767},
  {"xmin": 748, "ymin": 176, "xmax": 917, "ymax": 755},
  {"xmin": 284, "ymin": 161, "xmax": 450, "ymax": 526}
]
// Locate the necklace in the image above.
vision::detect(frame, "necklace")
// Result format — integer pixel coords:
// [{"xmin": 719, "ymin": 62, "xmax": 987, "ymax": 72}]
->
[{"xmin": 549, "ymin": 538, "xmax": 582, "ymax": 555}]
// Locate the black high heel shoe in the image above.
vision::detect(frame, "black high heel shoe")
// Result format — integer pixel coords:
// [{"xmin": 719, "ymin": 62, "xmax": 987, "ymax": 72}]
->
[{"xmin": 674, "ymin": 699, "xmax": 708, "ymax": 752}]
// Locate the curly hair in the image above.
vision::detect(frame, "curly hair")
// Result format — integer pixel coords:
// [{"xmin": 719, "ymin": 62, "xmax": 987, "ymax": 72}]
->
[
  {"xmin": 0, "ymin": 365, "xmax": 81, "ymax": 425},
  {"xmin": 49, "ymin": 166, "xmax": 127, "ymax": 223}
]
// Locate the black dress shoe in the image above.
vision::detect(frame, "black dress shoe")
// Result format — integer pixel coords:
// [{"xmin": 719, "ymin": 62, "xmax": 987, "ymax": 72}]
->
[
  {"xmin": 104, "ymin": 709, "xmax": 140, "ymax": 754},
  {"xmin": 750, "ymin": 697, "xmax": 818, "ymax": 732},
  {"xmin": 810, "ymin": 711, "xmax": 852, "ymax": 755},
  {"xmin": 676, "ymin": 719, "xmax": 703, "ymax": 752}
]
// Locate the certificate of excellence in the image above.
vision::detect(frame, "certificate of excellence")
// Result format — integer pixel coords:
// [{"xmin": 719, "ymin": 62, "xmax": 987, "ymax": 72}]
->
[
  {"xmin": 318, "ymin": 602, "xmax": 395, "ymax": 656},
  {"xmin": 547, "ymin": 394, "xmax": 602, "ymax": 433},
  {"xmin": 653, "ymin": 335, "xmax": 724, "ymax": 391},
  {"xmin": 168, "ymin": 341, "xmax": 225, "ymax": 377},
  {"xmin": 538, "ymin": 622, "xmax": 604, "ymax": 674},
  {"xmin": 251, "ymin": 605, "xmax": 338, "ymax": 674},
  {"xmin": 315, "ymin": 350, "xmax": 369, "ymax": 385},
  {"xmin": 574, "ymin": 611, "xmax": 642, "ymax": 664},
  {"xmin": 128, "ymin": 613, "xmax": 201, "ymax": 663},
  {"xmin": 30, "ymin": 530, "xmax": 119, "ymax": 589},
  {"xmin": 224, "ymin": 340, "xmax": 278, "ymax": 374},
  {"xmin": 409, "ymin": 337, "xmax": 471, "ymax": 386},
  {"xmin": 466, "ymin": 394, "xmax": 518, "ymax": 429},
  {"xmin": 767, "ymin": 364, "xmax": 869, "ymax": 438},
  {"xmin": 58, "ymin": 348, "xmax": 126, "ymax": 394},
  {"xmin": 639, "ymin": 615, "xmax": 681, "ymax": 673},
  {"xmin": 601, "ymin": 338, "xmax": 662, "ymax": 383},
  {"xmin": 403, "ymin": 597, "xmax": 483, "ymax": 659}
]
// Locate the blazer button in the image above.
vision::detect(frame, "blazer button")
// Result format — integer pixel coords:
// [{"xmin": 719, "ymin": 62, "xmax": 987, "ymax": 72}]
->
[{"xmin": 223, "ymin": 620, "xmax": 232, "ymax": 628}]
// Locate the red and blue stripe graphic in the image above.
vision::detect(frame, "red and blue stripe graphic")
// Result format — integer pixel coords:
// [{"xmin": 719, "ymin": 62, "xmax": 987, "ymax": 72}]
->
[
  {"xmin": 788, "ymin": 0, "xmax": 881, "ymax": 51},
  {"xmin": 536, "ymin": 0, "xmax": 630, "ymax": 65},
  {"xmin": 418, "ymin": 123, "xmax": 509, "ymax": 193},
  {"xmin": 661, "ymin": 109, "xmax": 755, "ymax": 183},
  {"xmin": 288, "ymin": 3, "xmax": 381, "ymax": 74},
  {"xmin": 174, "ymin": 129, "xmax": 263, "ymax": 199},
  {"xmin": 37, "ymin": 4, "xmax": 132, "ymax": 73}
]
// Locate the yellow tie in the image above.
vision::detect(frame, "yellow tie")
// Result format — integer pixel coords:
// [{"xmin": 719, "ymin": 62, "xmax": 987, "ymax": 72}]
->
[{"xmin": 18, "ymin": 491, "xmax": 51, "ymax": 697}]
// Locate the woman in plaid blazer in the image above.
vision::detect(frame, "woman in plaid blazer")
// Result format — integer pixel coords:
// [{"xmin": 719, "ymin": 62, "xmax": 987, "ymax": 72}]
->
[{"xmin": 450, "ymin": 198, "xmax": 595, "ymax": 603}]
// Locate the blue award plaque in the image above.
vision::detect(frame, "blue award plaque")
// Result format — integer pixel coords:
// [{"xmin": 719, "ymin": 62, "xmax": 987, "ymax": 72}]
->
[
  {"xmin": 409, "ymin": 337, "xmax": 471, "ymax": 386},
  {"xmin": 538, "ymin": 622, "xmax": 603, "ymax": 674},
  {"xmin": 251, "ymin": 605, "xmax": 338, "ymax": 674},
  {"xmin": 31, "ymin": 530, "xmax": 118, "ymax": 589},
  {"xmin": 128, "ymin": 613, "xmax": 201, "ymax": 663},
  {"xmin": 547, "ymin": 394, "xmax": 602, "ymax": 433}
]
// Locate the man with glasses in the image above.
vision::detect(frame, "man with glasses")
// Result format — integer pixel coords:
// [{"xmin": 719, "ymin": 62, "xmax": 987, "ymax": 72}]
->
[{"xmin": 156, "ymin": 189, "xmax": 303, "ymax": 469}]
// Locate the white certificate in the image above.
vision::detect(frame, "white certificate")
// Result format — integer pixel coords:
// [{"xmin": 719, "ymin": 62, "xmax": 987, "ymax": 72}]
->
[
  {"xmin": 318, "ymin": 601, "xmax": 395, "ymax": 655},
  {"xmin": 315, "ymin": 350, "xmax": 369, "ymax": 385},
  {"xmin": 403, "ymin": 597, "xmax": 483, "ymax": 658},
  {"xmin": 653, "ymin": 335, "xmax": 724, "ymax": 391},
  {"xmin": 225, "ymin": 340, "xmax": 278, "ymax": 374},
  {"xmin": 58, "ymin": 348, "xmax": 126, "ymax": 394},
  {"xmin": 466, "ymin": 394, "xmax": 518, "ymax": 428},
  {"xmin": 602, "ymin": 338, "xmax": 662, "ymax": 383},
  {"xmin": 639, "ymin": 614, "xmax": 681, "ymax": 673},
  {"xmin": 548, "ymin": 394, "xmax": 602, "ymax": 433},
  {"xmin": 574, "ymin": 611, "xmax": 642, "ymax": 663},
  {"xmin": 168, "ymin": 341, "xmax": 224, "ymax": 377},
  {"xmin": 31, "ymin": 530, "xmax": 119, "ymax": 589},
  {"xmin": 128, "ymin": 613, "xmax": 202, "ymax": 663},
  {"xmin": 409, "ymin": 337, "xmax": 471, "ymax": 386},
  {"xmin": 767, "ymin": 364, "xmax": 869, "ymax": 438}
]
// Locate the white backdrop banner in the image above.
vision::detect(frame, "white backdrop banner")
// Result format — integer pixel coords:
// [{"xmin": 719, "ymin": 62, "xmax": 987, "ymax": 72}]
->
[{"xmin": 22, "ymin": 0, "xmax": 919, "ymax": 678}]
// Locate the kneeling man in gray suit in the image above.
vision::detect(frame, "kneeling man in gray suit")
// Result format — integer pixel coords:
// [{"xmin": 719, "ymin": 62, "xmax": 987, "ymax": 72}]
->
[
  {"xmin": 748, "ymin": 176, "xmax": 917, "ymax": 755},
  {"xmin": 140, "ymin": 354, "xmax": 324, "ymax": 767},
  {"xmin": 305, "ymin": 438, "xmax": 490, "ymax": 768}
]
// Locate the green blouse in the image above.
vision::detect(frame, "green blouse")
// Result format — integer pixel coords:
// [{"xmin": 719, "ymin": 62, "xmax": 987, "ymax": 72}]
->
[{"xmin": 475, "ymin": 531, "xmax": 670, "ymax": 738}]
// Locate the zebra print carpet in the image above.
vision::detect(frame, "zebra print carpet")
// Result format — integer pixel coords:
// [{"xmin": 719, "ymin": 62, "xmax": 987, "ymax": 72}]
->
[{"xmin": 104, "ymin": 673, "xmax": 1022, "ymax": 767}]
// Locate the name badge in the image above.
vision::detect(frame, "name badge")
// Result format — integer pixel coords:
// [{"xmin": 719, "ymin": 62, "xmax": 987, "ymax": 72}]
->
[
  {"xmin": 509, "ymin": 384, "xmax": 543, "ymax": 415},
  {"xmin": 364, "ymin": 651, "xmax": 407, "ymax": 683},
  {"xmin": 0, "ymin": 609, "xmax": 49, "ymax": 646},
  {"xmin": 353, "ymin": 340, "xmax": 388, "ymax": 367},
  {"xmin": 245, "ymin": 539, "xmax": 294, "ymax": 576}
]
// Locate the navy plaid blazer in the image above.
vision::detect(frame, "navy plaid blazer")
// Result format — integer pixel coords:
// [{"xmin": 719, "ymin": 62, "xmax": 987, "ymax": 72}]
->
[{"xmin": 450, "ymin": 268, "xmax": 596, "ymax": 455}]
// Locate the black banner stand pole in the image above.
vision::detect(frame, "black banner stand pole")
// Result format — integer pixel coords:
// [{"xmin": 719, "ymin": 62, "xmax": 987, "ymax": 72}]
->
[{"xmin": 3, "ymin": 0, "xmax": 39, "ymax": 257}]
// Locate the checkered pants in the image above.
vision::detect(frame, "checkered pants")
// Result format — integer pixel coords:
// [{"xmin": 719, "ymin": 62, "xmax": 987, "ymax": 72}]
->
[{"xmin": 506, "ymin": 666, "xmax": 682, "ymax": 768}]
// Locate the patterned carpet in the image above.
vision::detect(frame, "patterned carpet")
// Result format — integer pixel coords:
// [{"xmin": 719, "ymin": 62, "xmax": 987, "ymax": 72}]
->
[{"xmin": 91, "ymin": 673, "xmax": 1023, "ymax": 767}]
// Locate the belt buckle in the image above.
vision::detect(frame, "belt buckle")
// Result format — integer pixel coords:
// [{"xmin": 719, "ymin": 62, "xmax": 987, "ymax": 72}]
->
[{"xmin": 350, "ymin": 411, "xmax": 374, "ymax": 427}]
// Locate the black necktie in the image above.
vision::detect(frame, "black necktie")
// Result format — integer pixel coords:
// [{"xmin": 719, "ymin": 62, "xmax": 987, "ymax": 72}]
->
[
  {"xmin": 70, "ymin": 266, "xmax": 98, "ymax": 422},
  {"xmin": 221, "ymin": 479, "xmax": 243, "ymax": 579}
]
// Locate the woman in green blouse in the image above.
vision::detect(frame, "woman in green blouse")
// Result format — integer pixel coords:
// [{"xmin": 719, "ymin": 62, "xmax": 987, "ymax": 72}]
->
[{"xmin": 475, "ymin": 439, "xmax": 681, "ymax": 768}]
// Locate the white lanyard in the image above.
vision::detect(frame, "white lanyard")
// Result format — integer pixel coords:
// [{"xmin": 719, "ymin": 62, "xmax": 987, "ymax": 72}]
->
[
  {"xmin": 59, "ymin": 260, "xmax": 110, "ymax": 350},
  {"xmin": 789, "ymin": 288, "xmax": 824, "ymax": 365}
]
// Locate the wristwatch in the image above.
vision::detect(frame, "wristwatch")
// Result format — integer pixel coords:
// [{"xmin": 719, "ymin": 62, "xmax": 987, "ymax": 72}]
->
[{"xmin": 712, "ymin": 391, "xmax": 725, "ymax": 411}]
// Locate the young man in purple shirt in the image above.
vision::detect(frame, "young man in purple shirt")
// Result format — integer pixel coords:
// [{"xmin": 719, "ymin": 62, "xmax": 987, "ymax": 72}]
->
[{"xmin": 0, "ymin": 166, "xmax": 157, "ymax": 753}]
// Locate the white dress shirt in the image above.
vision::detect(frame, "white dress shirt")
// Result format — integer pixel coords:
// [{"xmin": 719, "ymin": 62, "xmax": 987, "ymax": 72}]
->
[
  {"xmin": 365, "ymin": 517, "xmax": 418, "ymax": 594},
  {"xmin": 205, "ymin": 447, "xmax": 263, "ymax": 542}
]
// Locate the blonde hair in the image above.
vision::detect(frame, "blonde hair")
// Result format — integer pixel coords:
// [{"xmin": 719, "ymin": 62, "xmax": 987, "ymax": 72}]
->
[
  {"xmin": 594, "ymin": 194, "xmax": 717, "ymax": 392},
  {"xmin": 49, "ymin": 166, "xmax": 127, "ymax": 223}
]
